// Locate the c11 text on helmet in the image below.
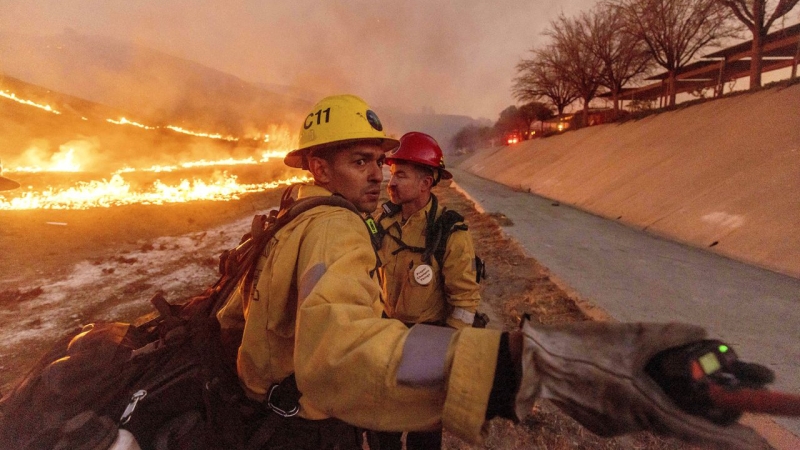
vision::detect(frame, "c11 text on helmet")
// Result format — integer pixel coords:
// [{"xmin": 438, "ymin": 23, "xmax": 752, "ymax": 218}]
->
[{"xmin": 304, "ymin": 108, "xmax": 331, "ymax": 129}]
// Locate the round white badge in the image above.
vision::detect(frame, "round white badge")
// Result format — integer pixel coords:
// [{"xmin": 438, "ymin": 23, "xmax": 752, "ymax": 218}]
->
[{"xmin": 413, "ymin": 264, "xmax": 433, "ymax": 286}]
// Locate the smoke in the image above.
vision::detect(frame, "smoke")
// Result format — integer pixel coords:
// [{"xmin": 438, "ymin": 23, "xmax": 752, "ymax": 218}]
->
[
  {"xmin": 0, "ymin": 0, "xmax": 600, "ymax": 122},
  {"xmin": 14, "ymin": 138, "xmax": 98, "ymax": 172}
]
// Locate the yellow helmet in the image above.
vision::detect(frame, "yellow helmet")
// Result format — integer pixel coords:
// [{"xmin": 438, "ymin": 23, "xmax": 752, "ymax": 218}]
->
[{"xmin": 284, "ymin": 94, "xmax": 400, "ymax": 169}]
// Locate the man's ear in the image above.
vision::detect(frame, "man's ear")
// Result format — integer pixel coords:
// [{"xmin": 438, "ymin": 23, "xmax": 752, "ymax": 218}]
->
[
  {"xmin": 308, "ymin": 156, "xmax": 332, "ymax": 185},
  {"xmin": 420, "ymin": 173, "xmax": 435, "ymax": 191}
]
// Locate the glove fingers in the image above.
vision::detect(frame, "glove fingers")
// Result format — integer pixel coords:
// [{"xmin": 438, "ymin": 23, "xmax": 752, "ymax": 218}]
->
[
  {"xmin": 546, "ymin": 375, "xmax": 769, "ymax": 450},
  {"xmin": 732, "ymin": 361, "xmax": 775, "ymax": 386},
  {"xmin": 518, "ymin": 320, "xmax": 768, "ymax": 449}
]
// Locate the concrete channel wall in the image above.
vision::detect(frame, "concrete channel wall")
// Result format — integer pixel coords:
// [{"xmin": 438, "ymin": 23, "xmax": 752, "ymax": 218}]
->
[{"xmin": 459, "ymin": 83, "xmax": 800, "ymax": 279}]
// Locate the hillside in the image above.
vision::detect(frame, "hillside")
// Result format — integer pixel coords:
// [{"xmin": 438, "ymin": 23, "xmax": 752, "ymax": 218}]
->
[
  {"xmin": 0, "ymin": 30, "xmax": 492, "ymax": 145},
  {"xmin": 381, "ymin": 108, "xmax": 492, "ymax": 153},
  {"xmin": 0, "ymin": 75, "xmax": 277, "ymax": 174},
  {"xmin": 459, "ymin": 82, "xmax": 800, "ymax": 279},
  {"xmin": 0, "ymin": 30, "xmax": 311, "ymax": 133}
]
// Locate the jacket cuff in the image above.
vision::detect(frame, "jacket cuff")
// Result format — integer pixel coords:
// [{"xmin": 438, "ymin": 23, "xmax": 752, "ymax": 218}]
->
[{"xmin": 442, "ymin": 328, "xmax": 502, "ymax": 443}]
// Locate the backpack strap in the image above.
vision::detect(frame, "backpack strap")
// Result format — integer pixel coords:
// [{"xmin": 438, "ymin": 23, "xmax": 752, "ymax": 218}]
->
[
  {"xmin": 209, "ymin": 185, "xmax": 366, "ymax": 318},
  {"xmin": 429, "ymin": 208, "xmax": 468, "ymax": 270},
  {"xmin": 379, "ymin": 194, "xmax": 463, "ymax": 267},
  {"xmin": 428, "ymin": 208, "xmax": 486, "ymax": 283},
  {"xmin": 377, "ymin": 200, "xmax": 401, "ymax": 222}
]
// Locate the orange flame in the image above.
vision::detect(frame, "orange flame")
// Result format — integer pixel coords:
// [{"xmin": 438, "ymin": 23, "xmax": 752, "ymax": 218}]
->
[
  {"xmin": 0, "ymin": 90, "xmax": 61, "ymax": 114},
  {"xmin": 165, "ymin": 126, "xmax": 239, "ymax": 142},
  {"xmin": 7, "ymin": 147, "xmax": 83, "ymax": 173},
  {"xmin": 0, "ymin": 173, "xmax": 310, "ymax": 210},
  {"xmin": 0, "ymin": 88, "xmax": 303, "ymax": 210},
  {"xmin": 106, "ymin": 117, "xmax": 156, "ymax": 129}
]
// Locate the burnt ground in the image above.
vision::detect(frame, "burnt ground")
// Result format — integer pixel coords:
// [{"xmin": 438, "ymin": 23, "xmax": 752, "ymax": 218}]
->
[{"xmin": 0, "ymin": 182, "xmax": 694, "ymax": 449}]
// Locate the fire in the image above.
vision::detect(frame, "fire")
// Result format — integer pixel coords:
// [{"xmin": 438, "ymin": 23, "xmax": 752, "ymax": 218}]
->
[
  {"xmin": 260, "ymin": 150, "xmax": 287, "ymax": 161},
  {"xmin": 1, "ymin": 145, "xmax": 300, "ymax": 211},
  {"xmin": 113, "ymin": 158, "xmax": 258, "ymax": 175},
  {"xmin": 165, "ymin": 126, "xmax": 239, "ymax": 142},
  {"xmin": 1, "ymin": 86, "xmax": 287, "ymax": 146},
  {"xmin": 0, "ymin": 86, "xmax": 305, "ymax": 211},
  {"xmin": 109, "ymin": 153, "xmax": 289, "ymax": 175},
  {"xmin": 49, "ymin": 148, "xmax": 81, "ymax": 172},
  {"xmin": 7, "ymin": 147, "xmax": 83, "ymax": 173},
  {"xmin": 106, "ymin": 118, "xmax": 239, "ymax": 141},
  {"xmin": 0, "ymin": 173, "xmax": 310, "ymax": 210},
  {"xmin": 107, "ymin": 117, "xmax": 156, "ymax": 129},
  {"xmin": 0, "ymin": 90, "xmax": 61, "ymax": 114}
]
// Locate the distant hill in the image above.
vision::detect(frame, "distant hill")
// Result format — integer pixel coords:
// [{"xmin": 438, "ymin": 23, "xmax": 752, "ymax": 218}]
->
[
  {"xmin": 0, "ymin": 30, "xmax": 490, "ymax": 156},
  {"xmin": 380, "ymin": 109, "xmax": 492, "ymax": 154},
  {"xmin": 1, "ymin": 73, "xmax": 137, "ymax": 121},
  {"xmin": 0, "ymin": 75, "xmax": 271, "ymax": 173},
  {"xmin": 0, "ymin": 29, "xmax": 311, "ymax": 134}
]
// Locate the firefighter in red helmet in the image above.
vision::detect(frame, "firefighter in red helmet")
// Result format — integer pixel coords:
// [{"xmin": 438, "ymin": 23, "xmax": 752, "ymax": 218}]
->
[
  {"xmin": 378, "ymin": 132, "xmax": 481, "ymax": 329},
  {"xmin": 371, "ymin": 132, "xmax": 483, "ymax": 449}
]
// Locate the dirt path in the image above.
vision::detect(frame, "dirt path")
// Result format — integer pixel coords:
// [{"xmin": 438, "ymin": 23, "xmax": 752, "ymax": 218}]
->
[{"xmin": 1, "ymin": 182, "xmax": 696, "ymax": 449}]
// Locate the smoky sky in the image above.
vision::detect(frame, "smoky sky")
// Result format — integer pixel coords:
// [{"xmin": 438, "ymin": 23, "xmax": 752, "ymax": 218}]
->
[{"xmin": 0, "ymin": 0, "xmax": 598, "ymax": 120}]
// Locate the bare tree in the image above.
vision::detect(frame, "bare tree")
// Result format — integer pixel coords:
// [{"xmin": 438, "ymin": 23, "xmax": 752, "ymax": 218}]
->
[
  {"xmin": 609, "ymin": 0, "xmax": 738, "ymax": 106},
  {"xmin": 585, "ymin": 5, "xmax": 653, "ymax": 115},
  {"xmin": 716, "ymin": 0, "xmax": 800, "ymax": 88},
  {"xmin": 545, "ymin": 13, "xmax": 605, "ymax": 127},
  {"xmin": 513, "ymin": 48, "xmax": 580, "ymax": 116}
]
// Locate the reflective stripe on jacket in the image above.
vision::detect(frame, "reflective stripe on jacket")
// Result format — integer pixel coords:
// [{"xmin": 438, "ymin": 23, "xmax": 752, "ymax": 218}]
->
[
  {"xmin": 216, "ymin": 184, "xmax": 499, "ymax": 443},
  {"xmin": 378, "ymin": 198, "xmax": 481, "ymax": 328}
]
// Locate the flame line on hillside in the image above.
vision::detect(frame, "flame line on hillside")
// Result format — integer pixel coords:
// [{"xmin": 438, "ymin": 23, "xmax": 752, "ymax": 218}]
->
[
  {"xmin": 106, "ymin": 118, "xmax": 156, "ymax": 129},
  {"xmin": 110, "ymin": 152, "xmax": 289, "ymax": 175},
  {"xmin": 0, "ymin": 90, "xmax": 61, "ymax": 114},
  {"xmin": 0, "ymin": 173, "xmax": 310, "ymax": 210},
  {"xmin": 166, "ymin": 126, "xmax": 239, "ymax": 142}
]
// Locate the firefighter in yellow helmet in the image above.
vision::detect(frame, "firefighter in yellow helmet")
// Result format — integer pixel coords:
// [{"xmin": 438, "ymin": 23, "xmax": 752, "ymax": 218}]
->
[{"xmin": 216, "ymin": 94, "xmax": 768, "ymax": 450}]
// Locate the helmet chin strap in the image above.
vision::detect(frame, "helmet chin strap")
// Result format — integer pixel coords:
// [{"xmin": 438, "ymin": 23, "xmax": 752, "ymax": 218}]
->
[{"xmin": 431, "ymin": 169, "xmax": 442, "ymax": 187}]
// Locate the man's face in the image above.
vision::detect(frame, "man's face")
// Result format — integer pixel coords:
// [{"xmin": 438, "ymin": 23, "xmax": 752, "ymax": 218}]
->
[
  {"xmin": 387, "ymin": 161, "xmax": 429, "ymax": 205},
  {"xmin": 324, "ymin": 143, "xmax": 385, "ymax": 213}
]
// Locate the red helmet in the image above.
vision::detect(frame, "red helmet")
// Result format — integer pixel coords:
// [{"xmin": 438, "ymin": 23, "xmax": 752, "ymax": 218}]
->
[{"xmin": 385, "ymin": 132, "xmax": 452, "ymax": 181}]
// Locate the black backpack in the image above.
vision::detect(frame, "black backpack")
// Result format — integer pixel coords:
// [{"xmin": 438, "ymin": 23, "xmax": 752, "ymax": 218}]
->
[
  {"xmin": 377, "ymin": 194, "xmax": 486, "ymax": 284},
  {"xmin": 376, "ymin": 194, "xmax": 489, "ymax": 328},
  {"xmin": 0, "ymin": 188, "xmax": 364, "ymax": 450}
]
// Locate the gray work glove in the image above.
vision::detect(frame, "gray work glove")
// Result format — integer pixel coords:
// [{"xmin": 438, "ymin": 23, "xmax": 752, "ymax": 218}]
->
[{"xmin": 514, "ymin": 319, "xmax": 768, "ymax": 450}]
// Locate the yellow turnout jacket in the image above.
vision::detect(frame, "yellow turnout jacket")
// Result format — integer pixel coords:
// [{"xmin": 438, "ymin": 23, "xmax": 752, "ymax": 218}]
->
[
  {"xmin": 377, "ymin": 197, "xmax": 481, "ymax": 329},
  {"xmin": 216, "ymin": 184, "xmax": 500, "ymax": 442}
]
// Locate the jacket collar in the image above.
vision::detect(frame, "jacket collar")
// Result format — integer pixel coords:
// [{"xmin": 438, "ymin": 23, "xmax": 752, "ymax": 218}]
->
[
  {"xmin": 403, "ymin": 195, "xmax": 436, "ymax": 227},
  {"xmin": 297, "ymin": 183, "xmax": 334, "ymax": 200}
]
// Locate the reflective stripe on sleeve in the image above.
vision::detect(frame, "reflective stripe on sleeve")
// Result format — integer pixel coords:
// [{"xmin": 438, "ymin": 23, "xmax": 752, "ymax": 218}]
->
[
  {"xmin": 299, "ymin": 263, "xmax": 326, "ymax": 302},
  {"xmin": 396, "ymin": 324, "xmax": 455, "ymax": 388},
  {"xmin": 450, "ymin": 307, "xmax": 475, "ymax": 325}
]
